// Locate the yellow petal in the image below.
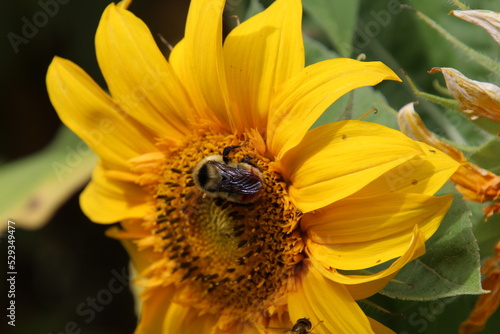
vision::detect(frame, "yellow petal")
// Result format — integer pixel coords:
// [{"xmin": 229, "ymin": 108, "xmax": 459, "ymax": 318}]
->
[
  {"xmin": 288, "ymin": 259, "xmax": 374, "ymax": 333},
  {"xmin": 170, "ymin": 0, "xmax": 233, "ymax": 131},
  {"xmin": 429, "ymin": 67, "xmax": 500, "ymax": 122},
  {"xmin": 181, "ymin": 312, "xmax": 218, "ymax": 333},
  {"xmin": 398, "ymin": 103, "xmax": 498, "ymax": 204},
  {"xmin": 398, "ymin": 102, "xmax": 466, "ymax": 162},
  {"xmin": 308, "ymin": 226, "xmax": 426, "ymax": 295},
  {"xmin": 268, "ymin": 59, "xmax": 401, "ymax": 157},
  {"xmin": 347, "ymin": 276, "xmax": 397, "ymax": 302},
  {"xmin": 224, "ymin": 321, "xmax": 266, "ymax": 334},
  {"xmin": 279, "ymin": 120, "xmax": 425, "ymax": 213},
  {"xmin": 304, "ymin": 193, "xmax": 452, "ymax": 270},
  {"xmin": 169, "ymin": 39, "xmax": 218, "ymax": 130},
  {"xmin": 80, "ymin": 164, "xmax": 151, "ymax": 223},
  {"xmin": 223, "ymin": 0, "xmax": 304, "ymax": 131},
  {"xmin": 267, "ymin": 314, "xmax": 292, "ymax": 333},
  {"xmin": 134, "ymin": 286, "xmax": 175, "ymax": 334},
  {"xmin": 163, "ymin": 303, "xmax": 190, "ymax": 333},
  {"xmin": 452, "ymin": 10, "xmax": 500, "ymax": 45},
  {"xmin": 95, "ymin": 4, "xmax": 193, "ymax": 140},
  {"xmin": 117, "ymin": 0, "xmax": 132, "ymax": 9},
  {"xmin": 354, "ymin": 141, "xmax": 460, "ymax": 197},
  {"xmin": 301, "ymin": 193, "xmax": 452, "ymax": 248},
  {"xmin": 106, "ymin": 222, "xmax": 158, "ymax": 275},
  {"xmin": 46, "ymin": 57, "xmax": 157, "ymax": 170},
  {"xmin": 164, "ymin": 302, "xmax": 217, "ymax": 334},
  {"xmin": 368, "ymin": 317, "xmax": 395, "ymax": 334}
]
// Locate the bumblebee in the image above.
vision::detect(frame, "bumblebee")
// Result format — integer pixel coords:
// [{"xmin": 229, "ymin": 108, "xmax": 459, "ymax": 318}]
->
[{"xmin": 192, "ymin": 144, "xmax": 264, "ymax": 203}]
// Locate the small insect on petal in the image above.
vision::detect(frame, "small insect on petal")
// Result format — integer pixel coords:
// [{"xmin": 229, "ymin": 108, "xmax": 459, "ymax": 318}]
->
[{"xmin": 268, "ymin": 318, "xmax": 323, "ymax": 334}]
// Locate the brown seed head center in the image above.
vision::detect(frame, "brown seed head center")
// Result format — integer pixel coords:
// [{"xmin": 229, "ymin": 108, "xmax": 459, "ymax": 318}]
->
[{"xmin": 145, "ymin": 131, "xmax": 303, "ymax": 320}]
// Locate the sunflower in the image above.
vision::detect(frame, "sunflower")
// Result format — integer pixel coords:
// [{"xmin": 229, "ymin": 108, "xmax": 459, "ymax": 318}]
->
[{"xmin": 46, "ymin": 0, "xmax": 459, "ymax": 333}]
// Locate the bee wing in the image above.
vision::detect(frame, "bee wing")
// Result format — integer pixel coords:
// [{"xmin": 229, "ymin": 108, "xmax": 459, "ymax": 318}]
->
[{"xmin": 213, "ymin": 163, "xmax": 263, "ymax": 194}]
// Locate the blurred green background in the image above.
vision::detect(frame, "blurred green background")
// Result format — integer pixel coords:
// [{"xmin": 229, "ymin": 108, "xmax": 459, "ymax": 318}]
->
[{"xmin": 1, "ymin": 0, "xmax": 499, "ymax": 333}]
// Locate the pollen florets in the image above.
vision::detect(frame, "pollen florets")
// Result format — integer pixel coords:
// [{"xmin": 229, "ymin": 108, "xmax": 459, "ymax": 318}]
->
[{"xmin": 138, "ymin": 131, "xmax": 303, "ymax": 324}]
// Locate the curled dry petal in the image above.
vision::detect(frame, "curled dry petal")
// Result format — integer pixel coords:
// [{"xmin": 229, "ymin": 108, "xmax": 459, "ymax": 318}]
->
[
  {"xmin": 452, "ymin": 10, "xmax": 500, "ymax": 45},
  {"xmin": 398, "ymin": 103, "xmax": 500, "ymax": 211},
  {"xmin": 453, "ymin": 163, "xmax": 500, "ymax": 204},
  {"xmin": 459, "ymin": 241, "xmax": 500, "ymax": 334},
  {"xmin": 429, "ymin": 67, "xmax": 500, "ymax": 122},
  {"xmin": 398, "ymin": 102, "xmax": 465, "ymax": 162},
  {"xmin": 484, "ymin": 201, "xmax": 500, "ymax": 221}
]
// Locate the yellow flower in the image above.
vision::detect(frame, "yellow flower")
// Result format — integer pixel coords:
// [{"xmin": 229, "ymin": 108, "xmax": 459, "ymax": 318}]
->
[{"xmin": 46, "ymin": 0, "xmax": 459, "ymax": 332}]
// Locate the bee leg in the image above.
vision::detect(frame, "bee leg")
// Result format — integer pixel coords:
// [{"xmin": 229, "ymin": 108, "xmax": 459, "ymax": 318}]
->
[
  {"xmin": 222, "ymin": 141, "xmax": 248, "ymax": 163},
  {"xmin": 242, "ymin": 156, "xmax": 259, "ymax": 169},
  {"xmin": 222, "ymin": 145, "xmax": 242, "ymax": 161}
]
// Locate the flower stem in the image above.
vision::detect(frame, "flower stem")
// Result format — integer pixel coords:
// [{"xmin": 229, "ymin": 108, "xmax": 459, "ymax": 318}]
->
[
  {"xmin": 432, "ymin": 79, "xmax": 452, "ymax": 97},
  {"xmin": 449, "ymin": 0, "xmax": 470, "ymax": 10},
  {"xmin": 401, "ymin": 5, "xmax": 500, "ymax": 77},
  {"xmin": 338, "ymin": 90, "xmax": 354, "ymax": 120},
  {"xmin": 359, "ymin": 299, "xmax": 403, "ymax": 317},
  {"xmin": 402, "ymin": 70, "xmax": 460, "ymax": 110}
]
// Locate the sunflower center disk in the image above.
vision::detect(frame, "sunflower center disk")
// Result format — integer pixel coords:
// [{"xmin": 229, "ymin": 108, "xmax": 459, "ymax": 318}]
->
[{"xmin": 150, "ymin": 132, "xmax": 303, "ymax": 320}]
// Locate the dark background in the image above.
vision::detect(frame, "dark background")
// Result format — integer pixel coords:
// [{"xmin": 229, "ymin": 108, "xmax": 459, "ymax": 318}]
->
[{"xmin": 1, "ymin": 1, "xmax": 190, "ymax": 333}]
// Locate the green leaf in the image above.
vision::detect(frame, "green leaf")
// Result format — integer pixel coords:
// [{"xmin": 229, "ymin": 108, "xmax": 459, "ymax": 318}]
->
[
  {"xmin": 312, "ymin": 85, "xmax": 399, "ymax": 130},
  {"xmin": 244, "ymin": 0, "xmax": 264, "ymax": 21},
  {"xmin": 0, "ymin": 126, "xmax": 97, "ymax": 230},
  {"xmin": 365, "ymin": 292, "xmax": 499, "ymax": 334},
  {"xmin": 303, "ymin": 0, "xmax": 360, "ymax": 57},
  {"xmin": 471, "ymin": 117, "xmax": 500, "ymax": 137},
  {"xmin": 470, "ymin": 201, "xmax": 500, "ymax": 259},
  {"xmin": 469, "ymin": 137, "xmax": 500, "ymax": 174},
  {"xmin": 303, "ymin": 32, "xmax": 400, "ymax": 130},
  {"xmin": 380, "ymin": 183, "xmax": 485, "ymax": 300},
  {"xmin": 304, "ymin": 33, "xmax": 339, "ymax": 66}
]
